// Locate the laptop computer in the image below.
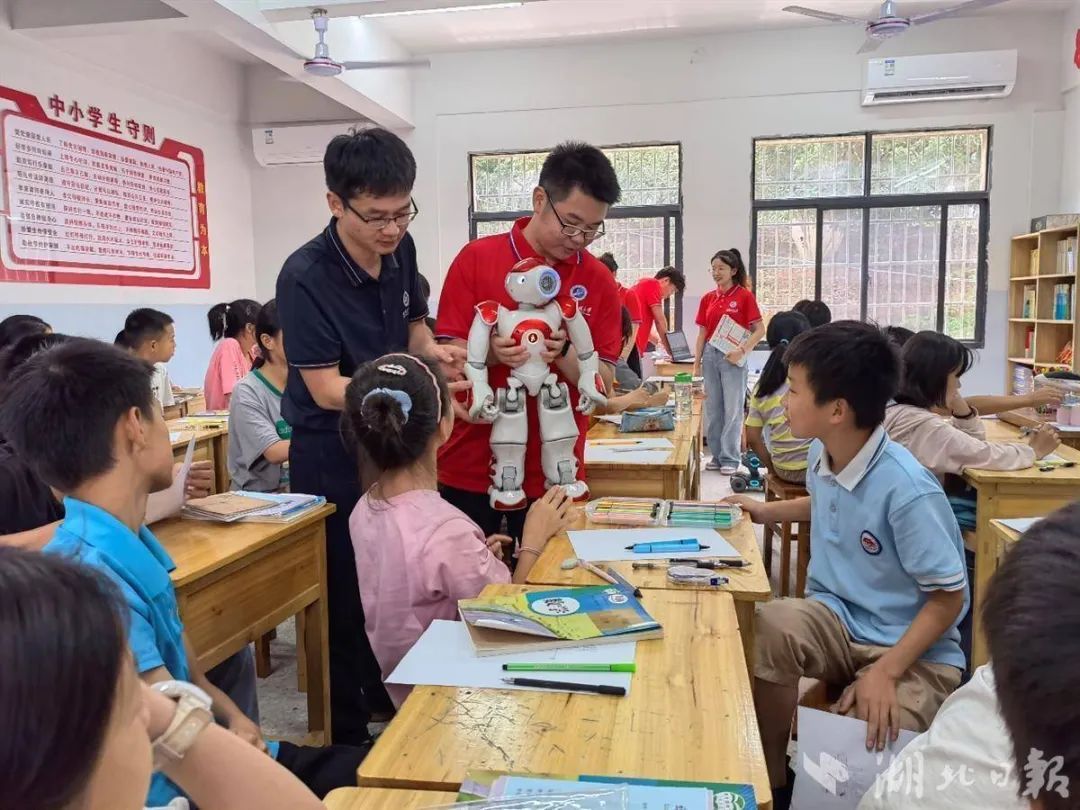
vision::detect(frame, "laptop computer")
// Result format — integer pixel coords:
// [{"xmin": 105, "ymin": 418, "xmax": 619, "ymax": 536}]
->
[{"xmin": 665, "ymin": 330, "xmax": 695, "ymax": 363}]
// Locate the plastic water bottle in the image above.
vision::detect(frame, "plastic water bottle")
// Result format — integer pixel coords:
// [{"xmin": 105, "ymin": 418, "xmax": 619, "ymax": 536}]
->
[{"xmin": 674, "ymin": 372, "xmax": 693, "ymax": 422}]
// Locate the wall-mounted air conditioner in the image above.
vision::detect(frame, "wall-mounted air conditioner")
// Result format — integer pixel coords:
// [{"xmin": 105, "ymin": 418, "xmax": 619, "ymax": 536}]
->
[
  {"xmin": 252, "ymin": 122, "xmax": 370, "ymax": 166},
  {"xmin": 862, "ymin": 50, "xmax": 1017, "ymax": 106}
]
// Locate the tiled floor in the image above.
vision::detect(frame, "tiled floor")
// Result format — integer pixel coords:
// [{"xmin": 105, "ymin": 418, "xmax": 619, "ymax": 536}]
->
[{"xmin": 256, "ymin": 463, "xmax": 789, "ymax": 739}]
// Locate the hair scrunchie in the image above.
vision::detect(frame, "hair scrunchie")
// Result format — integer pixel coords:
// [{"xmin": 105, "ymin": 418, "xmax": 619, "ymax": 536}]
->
[{"xmin": 361, "ymin": 388, "xmax": 412, "ymax": 422}]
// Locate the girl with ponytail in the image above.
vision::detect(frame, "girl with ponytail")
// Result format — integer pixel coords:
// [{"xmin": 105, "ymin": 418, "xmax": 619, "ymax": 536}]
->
[
  {"xmin": 745, "ymin": 310, "xmax": 813, "ymax": 484},
  {"xmin": 342, "ymin": 353, "xmax": 574, "ymax": 707},
  {"xmin": 694, "ymin": 248, "xmax": 766, "ymax": 474}
]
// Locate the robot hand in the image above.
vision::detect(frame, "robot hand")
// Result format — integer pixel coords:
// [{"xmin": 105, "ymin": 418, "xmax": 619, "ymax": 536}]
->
[
  {"xmin": 575, "ymin": 373, "xmax": 607, "ymax": 415},
  {"xmin": 469, "ymin": 381, "xmax": 498, "ymax": 422}
]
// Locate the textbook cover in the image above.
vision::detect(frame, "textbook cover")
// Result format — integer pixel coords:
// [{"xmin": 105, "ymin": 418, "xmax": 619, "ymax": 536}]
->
[
  {"xmin": 459, "ymin": 770, "xmax": 757, "ymax": 810},
  {"xmin": 458, "ymin": 585, "xmax": 663, "ymax": 656}
]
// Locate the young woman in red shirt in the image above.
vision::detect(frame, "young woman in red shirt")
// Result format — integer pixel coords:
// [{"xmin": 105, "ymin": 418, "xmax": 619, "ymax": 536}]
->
[{"xmin": 693, "ymin": 248, "xmax": 765, "ymax": 474}]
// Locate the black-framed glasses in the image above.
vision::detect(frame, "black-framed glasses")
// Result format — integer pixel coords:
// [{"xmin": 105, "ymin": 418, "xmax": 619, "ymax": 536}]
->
[
  {"xmin": 542, "ymin": 187, "xmax": 605, "ymax": 241},
  {"xmin": 345, "ymin": 198, "xmax": 419, "ymax": 231}
]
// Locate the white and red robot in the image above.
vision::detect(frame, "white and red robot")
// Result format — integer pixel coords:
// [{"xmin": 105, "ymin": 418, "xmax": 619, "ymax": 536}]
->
[{"xmin": 465, "ymin": 257, "xmax": 608, "ymax": 510}]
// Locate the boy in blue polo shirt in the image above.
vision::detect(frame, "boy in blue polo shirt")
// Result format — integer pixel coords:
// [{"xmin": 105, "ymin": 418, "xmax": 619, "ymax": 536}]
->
[
  {"xmin": 728, "ymin": 321, "xmax": 967, "ymax": 797},
  {"xmin": 0, "ymin": 339, "xmax": 364, "ymax": 807}
]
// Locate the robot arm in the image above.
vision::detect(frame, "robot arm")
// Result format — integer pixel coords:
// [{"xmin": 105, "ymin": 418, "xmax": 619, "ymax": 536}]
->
[
  {"xmin": 464, "ymin": 301, "xmax": 500, "ymax": 421},
  {"xmin": 556, "ymin": 297, "xmax": 607, "ymax": 414}
]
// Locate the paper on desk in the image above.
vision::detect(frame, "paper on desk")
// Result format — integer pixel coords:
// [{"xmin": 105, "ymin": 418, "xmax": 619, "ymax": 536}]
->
[
  {"xmin": 1000, "ymin": 517, "xmax": 1040, "ymax": 533},
  {"xmin": 386, "ymin": 620, "xmax": 635, "ymax": 694},
  {"xmin": 791, "ymin": 707, "xmax": 918, "ymax": 810},
  {"xmin": 490, "ymin": 776, "xmax": 711, "ymax": 809},
  {"xmin": 568, "ymin": 527, "xmax": 739, "ymax": 562},
  {"xmin": 1053, "ymin": 422, "xmax": 1080, "ymax": 433},
  {"xmin": 585, "ymin": 437, "xmax": 674, "ymax": 465},
  {"xmin": 169, "ymin": 431, "xmax": 183, "ymax": 443},
  {"xmin": 146, "ymin": 437, "xmax": 193, "ymax": 524},
  {"xmin": 1044, "ymin": 452, "xmax": 1071, "ymax": 463}
]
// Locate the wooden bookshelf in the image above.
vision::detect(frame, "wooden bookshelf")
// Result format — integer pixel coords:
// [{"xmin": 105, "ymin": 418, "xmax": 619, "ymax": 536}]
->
[{"xmin": 1007, "ymin": 224, "xmax": 1077, "ymax": 391}]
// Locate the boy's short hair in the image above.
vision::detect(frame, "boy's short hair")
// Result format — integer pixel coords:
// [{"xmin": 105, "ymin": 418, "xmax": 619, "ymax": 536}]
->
[
  {"xmin": 118, "ymin": 308, "xmax": 173, "ymax": 351},
  {"xmin": 983, "ymin": 501, "xmax": 1080, "ymax": 810},
  {"xmin": 792, "ymin": 299, "xmax": 832, "ymax": 328},
  {"xmin": 538, "ymin": 142, "xmax": 621, "ymax": 206},
  {"xmin": 881, "ymin": 324, "xmax": 916, "ymax": 349},
  {"xmin": 785, "ymin": 320, "xmax": 899, "ymax": 430},
  {"xmin": 324, "ymin": 127, "xmax": 416, "ymax": 202},
  {"xmin": 656, "ymin": 266, "xmax": 686, "ymax": 294},
  {"xmin": 0, "ymin": 339, "xmax": 155, "ymax": 492}
]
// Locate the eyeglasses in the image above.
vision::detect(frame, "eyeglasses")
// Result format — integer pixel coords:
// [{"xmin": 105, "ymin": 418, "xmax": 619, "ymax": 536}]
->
[
  {"xmin": 345, "ymin": 198, "xmax": 419, "ymax": 231},
  {"xmin": 542, "ymin": 187, "xmax": 605, "ymax": 241}
]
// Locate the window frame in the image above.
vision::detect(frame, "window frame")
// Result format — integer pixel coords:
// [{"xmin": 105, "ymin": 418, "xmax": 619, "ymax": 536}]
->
[
  {"xmin": 467, "ymin": 143, "xmax": 686, "ymax": 328},
  {"xmin": 749, "ymin": 126, "xmax": 991, "ymax": 346}
]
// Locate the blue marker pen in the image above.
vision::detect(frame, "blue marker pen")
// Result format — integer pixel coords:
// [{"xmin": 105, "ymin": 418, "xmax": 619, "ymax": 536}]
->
[{"xmin": 624, "ymin": 539, "xmax": 710, "ymax": 554}]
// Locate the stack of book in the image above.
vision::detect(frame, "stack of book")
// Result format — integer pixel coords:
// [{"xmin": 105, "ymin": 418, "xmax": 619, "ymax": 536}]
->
[
  {"xmin": 1057, "ymin": 237, "xmax": 1078, "ymax": 275},
  {"xmin": 181, "ymin": 491, "xmax": 325, "ymax": 524}
]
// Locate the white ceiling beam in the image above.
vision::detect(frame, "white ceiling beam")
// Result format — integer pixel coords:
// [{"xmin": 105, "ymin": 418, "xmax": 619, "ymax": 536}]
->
[
  {"xmin": 158, "ymin": 0, "xmax": 415, "ymax": 128},
  {"xmin": 259, "ymin": 0, "xmax": 535, "ymax": 24},
  {"xmin": 9, "ymin": 0, "xmax": 192, "ymax": 36}
]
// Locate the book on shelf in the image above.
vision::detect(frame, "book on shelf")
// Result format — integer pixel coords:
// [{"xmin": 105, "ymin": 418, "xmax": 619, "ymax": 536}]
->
[
  {"xmin": 458, "ymin": 585, "xmax": 663, "ymax": 656},
  {"xmin": 1030, "ymin": 247, "xmax": 1040, "ymax": 276},
  {"xmin": 1022, "ymin": 285, "xmax": 1036, "ymax": 318},
  {"xmin": 1058, "ymin": 236, "xmax": 1078, "ymax": 275},
  {"xmin": 1053, "ymin": 283, "xmax": 1075, "ymax": 321},
  {"xmin": 1060, "ymin": 340, "xmax": 1074, "ymax": 367}
]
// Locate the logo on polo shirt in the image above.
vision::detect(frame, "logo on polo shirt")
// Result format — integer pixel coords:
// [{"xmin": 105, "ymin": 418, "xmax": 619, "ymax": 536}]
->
[
  {"xmin": 570, "ymin": 284, "xmax": 587, "ymax": 301},
  {"xmin": 860, "ymin": 530, "xmax": 882, "ymax": 556},
  {"xmin": 403, "ymin": 291, "xmax": 410, "ymax": 307},
  {"xmin": 728, "ymin": 300, "xmax": 738, "ymax": 310}
]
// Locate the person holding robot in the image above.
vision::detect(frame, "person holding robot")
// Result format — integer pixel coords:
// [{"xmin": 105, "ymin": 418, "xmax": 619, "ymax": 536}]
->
[{"xmin": 435, "ymin": 141, "xmax": 623, "ymax": 538}]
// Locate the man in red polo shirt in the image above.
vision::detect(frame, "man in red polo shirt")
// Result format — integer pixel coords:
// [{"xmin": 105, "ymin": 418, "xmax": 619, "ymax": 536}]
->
[
  {"xmin": 628, "ymin": 267, "xmax": 686, "ymax": 358},
  {"xmin": 435, "ymin": 142, "xmax": 623, "ymax": 537}
]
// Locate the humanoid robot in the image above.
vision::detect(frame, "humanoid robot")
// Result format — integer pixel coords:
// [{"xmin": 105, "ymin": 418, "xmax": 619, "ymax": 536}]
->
[{"xmin": 465, "ymin": 257, "xmax": 608, "ymax": 510}]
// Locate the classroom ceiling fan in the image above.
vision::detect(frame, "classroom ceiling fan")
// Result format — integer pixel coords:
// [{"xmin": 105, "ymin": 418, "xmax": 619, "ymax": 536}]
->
[
  {"xmin": 296, "ymin": 8, "xmax": 429, "ymax": 77},
  {"xmin": 782, "ymin": 0, "xmax": 1010, "ymax": 53}
]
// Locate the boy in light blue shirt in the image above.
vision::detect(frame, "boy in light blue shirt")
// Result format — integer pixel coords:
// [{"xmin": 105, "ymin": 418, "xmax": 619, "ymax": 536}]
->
[
  {"xmin": 729, "ymin": 321, "xmax": 967, "ymax": 795},
  {"xmin": 0, "ymin": 339, "xmax": 364, "ymax": 807}
]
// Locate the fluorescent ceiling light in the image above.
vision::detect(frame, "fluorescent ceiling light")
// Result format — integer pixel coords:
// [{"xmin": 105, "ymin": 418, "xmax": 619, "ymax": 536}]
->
[{"xmin": 363, "ymin": 2, "xmax": 522, "ymax": 18}]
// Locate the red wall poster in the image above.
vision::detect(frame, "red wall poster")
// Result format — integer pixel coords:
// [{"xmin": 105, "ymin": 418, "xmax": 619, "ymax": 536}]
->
[{"xmin": 0, "ymin": 84, "xmax": 211, "ymax": 288}]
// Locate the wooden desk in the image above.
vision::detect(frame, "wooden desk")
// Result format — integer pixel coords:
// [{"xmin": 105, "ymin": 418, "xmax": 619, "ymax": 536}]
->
[
  {"xmin": 990, "ymin": 519, "xmax": 1022, "ymax": 566},
  {"xmin": 527, "ymin": 517, "xmax": 770, "ymax": 670},
  {"xmin": 654, "ymin": 360, "xmax": 696, "ymax": 379},
  {"xmin": 585, "ymin": 411, "xmax": 701, "ymax": 501},
  {"xmin": 324, "ymin": 789, "xmax": 458, "ymax": 809},
  {"xmin": 357, "ymin": 585, "xmax": 771, "ymax": 810},
  {"xmin": 168, "ymin": 420, "xmax": 229, "ymax": 493},
  {"xmin": 155, "ymin": 505, "xmax": 335, "ymax": 740},
  {"xmin": 965, "ymin": 420, "xmax": 1080, "ymax": 667}
]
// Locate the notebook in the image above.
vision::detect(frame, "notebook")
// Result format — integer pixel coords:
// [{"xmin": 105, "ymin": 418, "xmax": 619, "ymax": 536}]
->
[
  {"xmin": 664, "ymin": 330, "xmax": 695, "ymax": 362},
  {"xmin": 458, "ymin": 585, "xmax": 663, "ymax": 656},
  {"xmin": 181, "ymin": 492, "xmax": 275, "ymax": 522}
]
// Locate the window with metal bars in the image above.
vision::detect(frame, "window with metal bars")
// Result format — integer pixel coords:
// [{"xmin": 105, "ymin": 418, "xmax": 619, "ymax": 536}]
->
[{"xmin": 751, "ymin": 128, "xmax": 990, "ymax": 344}]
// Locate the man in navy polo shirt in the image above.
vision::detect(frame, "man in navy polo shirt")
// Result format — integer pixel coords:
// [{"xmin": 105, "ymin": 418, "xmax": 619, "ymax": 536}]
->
[
  {"xmin": 435, "ymin": 142, "xmax": 623, "ymax": 538},
  {"xmin": 276, "ymin": 128, "xmax": 462, "ymax": 744}
]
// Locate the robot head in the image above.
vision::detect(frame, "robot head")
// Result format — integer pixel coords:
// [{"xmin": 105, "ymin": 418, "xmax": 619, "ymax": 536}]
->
[{"xmin": 505, "ymin": 257, "xmax": 561, "ymax": 306}]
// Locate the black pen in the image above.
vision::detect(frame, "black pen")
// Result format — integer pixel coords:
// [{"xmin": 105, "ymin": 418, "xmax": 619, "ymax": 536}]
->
[
  {"xmin": 669, "ymin": 558, "xmax": 748, "ymax": 568},
  {"xmin": 602, "ymin": 564, "xmax": 643, "ymax": 598},
  {"xmin": 501, "ymin": 677, "xmax": 627, "ymax": 696}
]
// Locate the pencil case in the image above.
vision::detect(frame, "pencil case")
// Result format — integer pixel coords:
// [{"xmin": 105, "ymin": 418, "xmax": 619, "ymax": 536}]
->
[
  {"xmin": 585, "ymin": 497, "xmax": 741, "ymax": 529},
  {"xmin": 619, "ymin": 407, "xmax": 675, "ymax": 433}
]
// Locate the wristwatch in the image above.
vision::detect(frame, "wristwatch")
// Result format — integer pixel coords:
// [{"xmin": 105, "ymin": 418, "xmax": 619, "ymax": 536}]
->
[{"xmin": 150, "ymin": 680, "xmax": 214, "ymax": 769}]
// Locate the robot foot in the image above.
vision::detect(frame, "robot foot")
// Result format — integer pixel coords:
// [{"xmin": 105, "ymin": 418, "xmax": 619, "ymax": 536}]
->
[
  {"xmin": 550, "ymin": 480, "xmax": 590, "ymax": 502},
  {"xmin": 490, "ymin": 488, "xmax": 528, "ymax": 511}
]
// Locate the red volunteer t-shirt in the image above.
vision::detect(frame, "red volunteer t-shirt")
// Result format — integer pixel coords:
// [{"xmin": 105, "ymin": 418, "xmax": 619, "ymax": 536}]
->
[
  {"xmin": 617, "ymin": 283, "xmax": 643, "ymax": 324},
  {"xmin": 695, "ymin": 284, "xmax": 762, "ymax": 339},
  {"xmin": 435, "ymin": 218, "xmax": 623, "ymax": 498},
  {"xmin": 630, "ymin": 277, "xmax": 663, "ymax": 354}
]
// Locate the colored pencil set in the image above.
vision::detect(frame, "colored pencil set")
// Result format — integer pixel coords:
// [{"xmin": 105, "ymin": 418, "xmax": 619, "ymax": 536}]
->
[{"xmin": 585, "ymin": 497, "xmax": 741, "ymax": 529}]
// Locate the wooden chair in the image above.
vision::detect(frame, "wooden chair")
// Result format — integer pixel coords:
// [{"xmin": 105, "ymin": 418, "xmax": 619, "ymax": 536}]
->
[{"xmin": 762, "ymin": 473, "xmax": 811, "ymax": 598}]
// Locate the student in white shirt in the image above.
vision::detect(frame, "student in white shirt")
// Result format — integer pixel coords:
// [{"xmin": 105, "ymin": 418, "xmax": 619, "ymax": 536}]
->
[
  {"xmin": 0, "ymin": 546, "xmax": 322, "ymax": 810},
  {"xmin": 883, "ymin": 331, "xmax": 1059, "ymax": 480},
  {"xmin": 116, "ymin": 308, "xmax": 178, "ymax": 411}
]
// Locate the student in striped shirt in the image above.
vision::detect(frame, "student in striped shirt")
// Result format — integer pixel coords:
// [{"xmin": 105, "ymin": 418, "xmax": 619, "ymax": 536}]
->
[{"xmin": 745, "ymin": 311, "xmax": 813, "ymax": 484}]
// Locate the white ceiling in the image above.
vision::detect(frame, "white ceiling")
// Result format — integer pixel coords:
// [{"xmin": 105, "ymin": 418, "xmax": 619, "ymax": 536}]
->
[{"xmin": 367, "ymin": 0, "xmax": 1070, "ymax": 53}]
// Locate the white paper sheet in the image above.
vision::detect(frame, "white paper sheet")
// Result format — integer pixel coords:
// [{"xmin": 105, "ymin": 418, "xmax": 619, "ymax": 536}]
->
[
  {"xmin": 169, "ymin": 431, "xmax": 183, "ymax": 443},
  {"xmin": 568, "ymin": 527, "xmax": 740, "ymax": 562},
  {"xmin": 585, "ymin": 437, "xmax": 675, "ymax": 465},
  {"xmin": 1052, "ymin": 422, "xmax": 1080, "ymax": 433},
  {"xmin": 999, "ymin": 517, "xmax": 1040, "ymax": 533},
  {"xmin": 792, "ymin": 707, "xmax": 919, "ymax": 810},
  {"xmin": 386, "ymin": 620, "xmax": 635, "ymax": 694},
  {"xmin": 147, "ymin": 437, "xmax": 193, "ymax": 525},
  {"xmin": 1043, "ymin": 452, "xmax": 1071, "ymax": 463}
]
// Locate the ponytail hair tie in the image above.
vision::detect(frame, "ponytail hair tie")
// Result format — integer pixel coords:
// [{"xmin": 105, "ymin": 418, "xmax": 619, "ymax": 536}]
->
[
  {"xmin": 361, "ymin": 388, "xmax": 412, "ymax": 422},
  {"xmin": 779, "ymin": 338, "xmax": 790, "ymax": 347}
]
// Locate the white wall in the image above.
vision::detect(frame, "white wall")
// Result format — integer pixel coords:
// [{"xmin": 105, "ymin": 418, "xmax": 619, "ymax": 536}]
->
[
  {"xmin": 1059, "ymin": 1, "xmax": 1080, "ymax": 211},
  {"xmin": 0, "ymin": 26, "xmax": 260, "ymax": 384}
]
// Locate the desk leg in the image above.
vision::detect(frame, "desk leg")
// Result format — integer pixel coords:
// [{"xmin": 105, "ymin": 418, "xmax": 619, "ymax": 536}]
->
[
  {"xmin": 971, "ymin": 484, "xmax": 999, "ymax": 669},
  {"xmin": 734, "ymin": 600, "xmax": 756, "ymax": 680},
  {"xmin": 296, "ymin": 610, "xmax": 308, "ymax": 693},
  {"xmin": 212, "ymin": 435, "xmax": 229, "ymax": 493},
  {"xmin": 304, "ymin": 525, "xmax": 332, "ymax": 741}
]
